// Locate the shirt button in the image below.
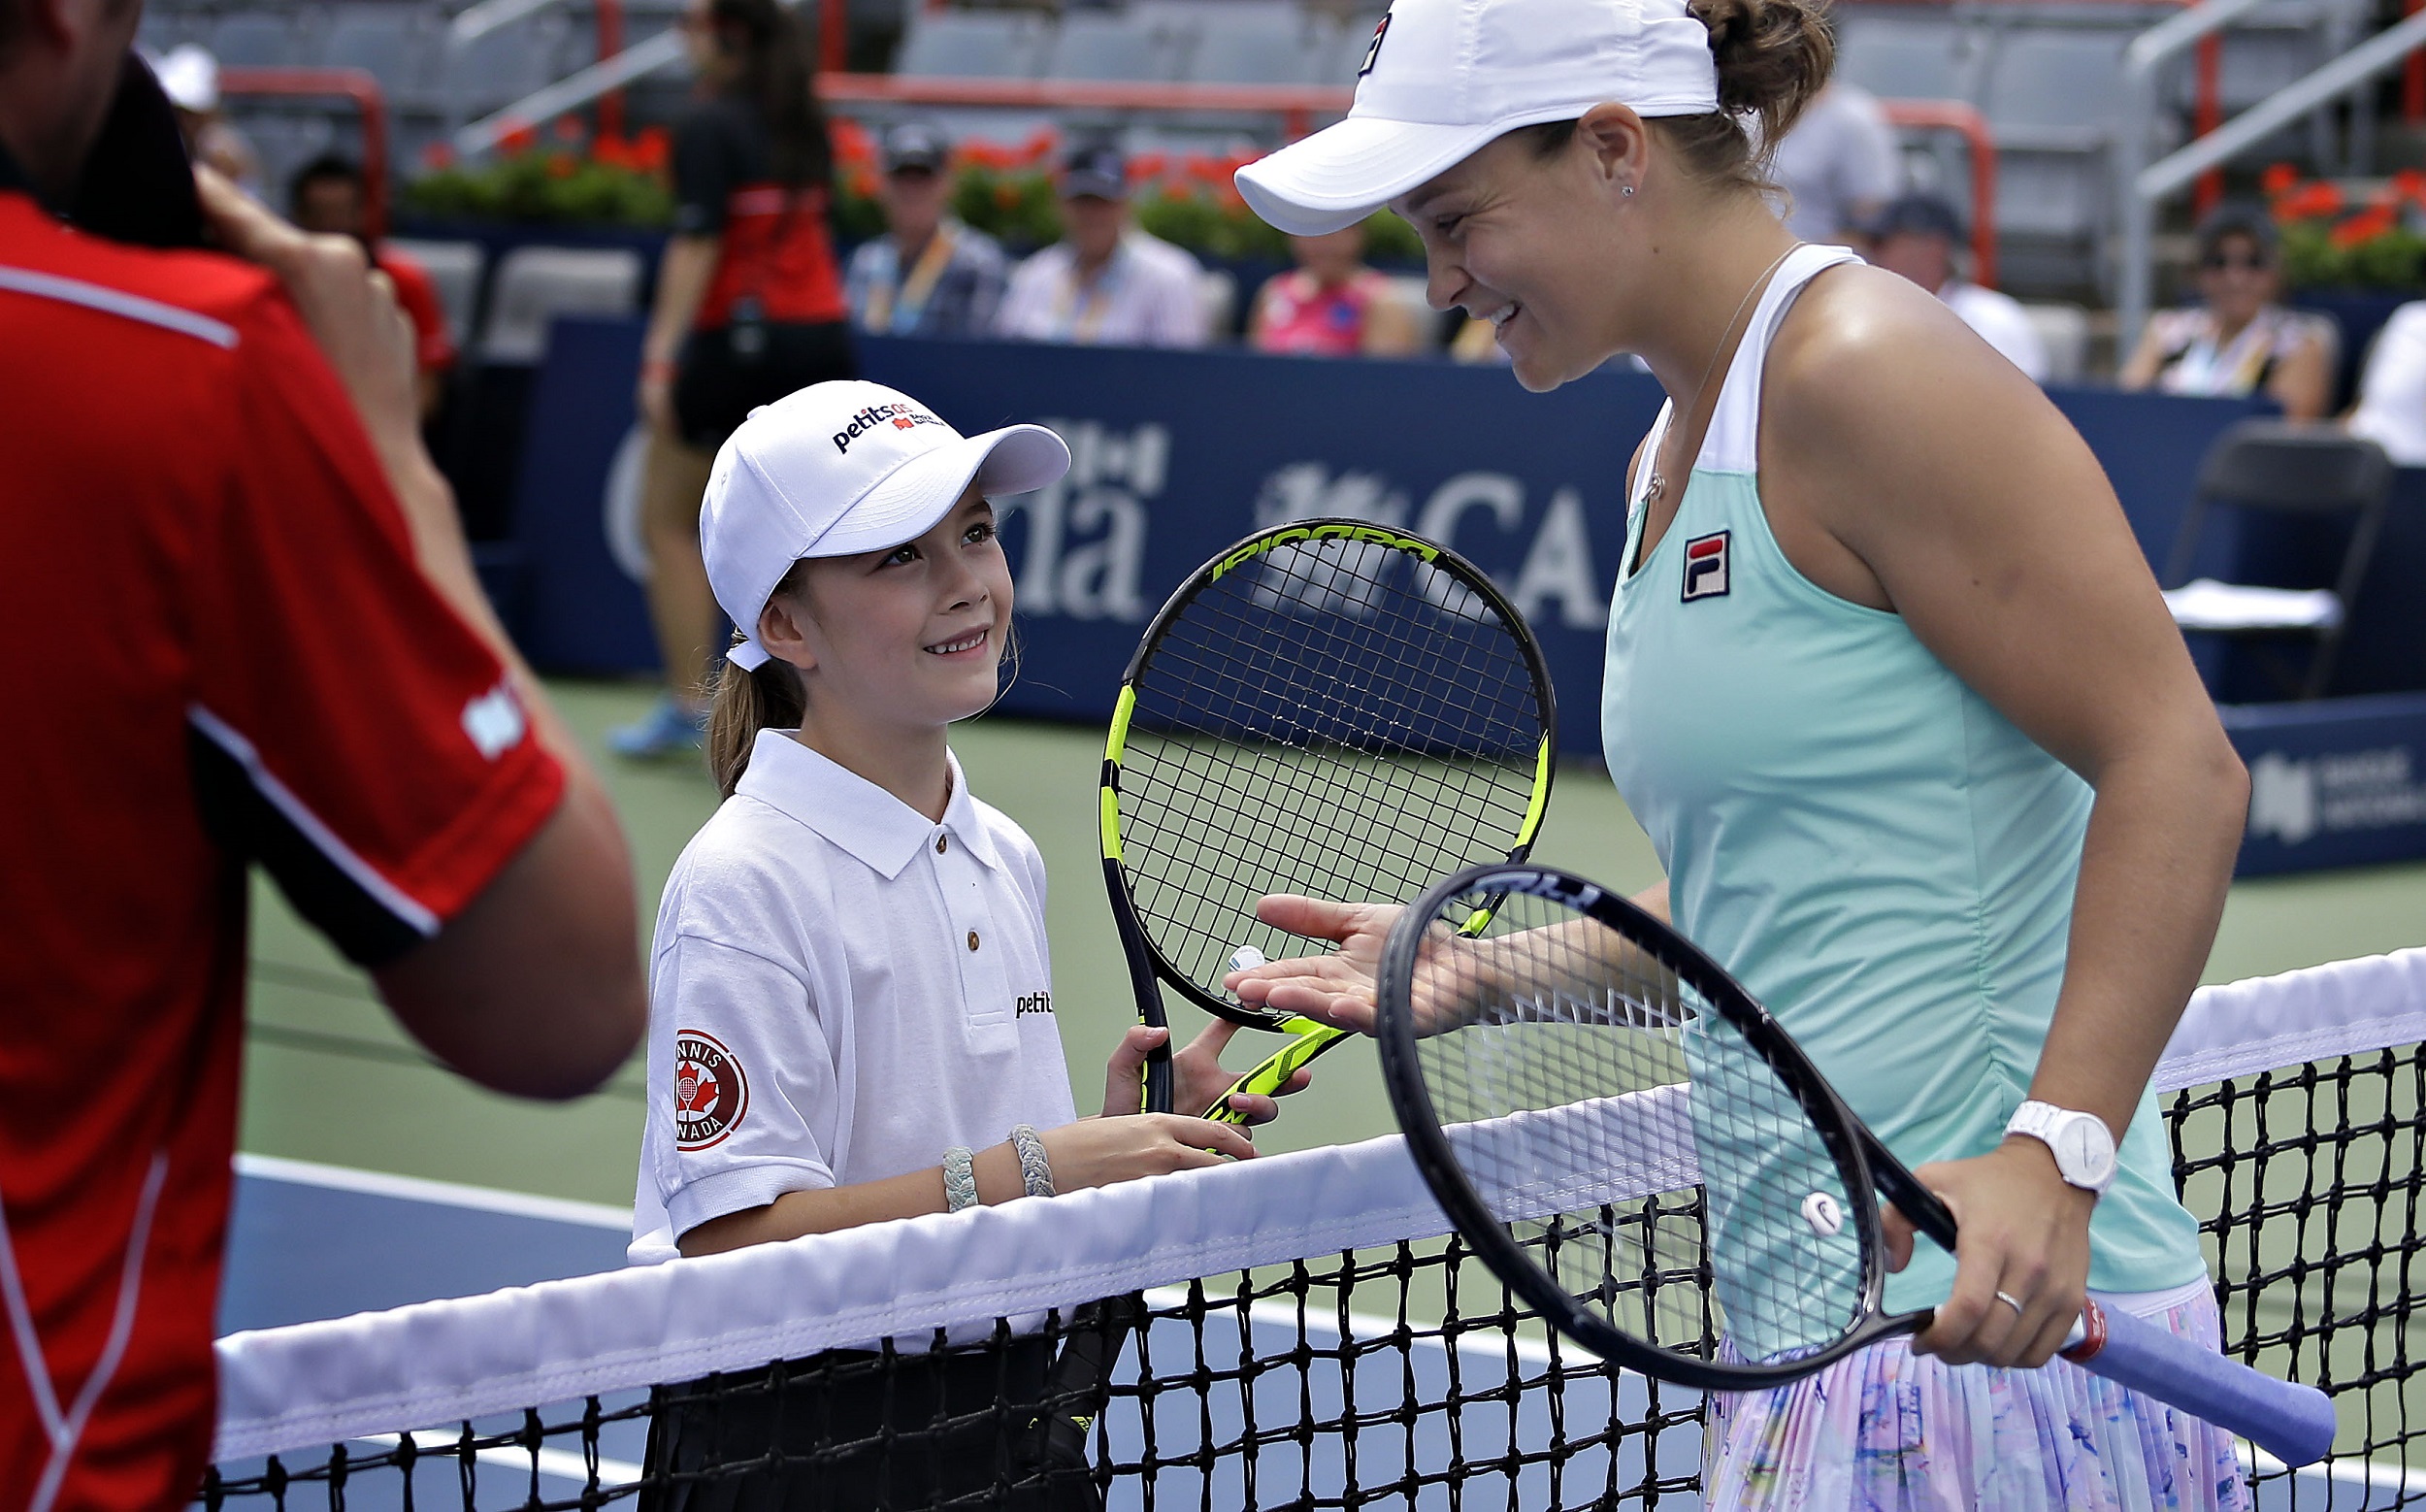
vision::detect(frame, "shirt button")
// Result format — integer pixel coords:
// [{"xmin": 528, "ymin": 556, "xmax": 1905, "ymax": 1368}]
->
[
  {"xmin": 967, "ymin": 930, "xmax": 981, "ymax": 952},
  {"xmin": 935, "ymin": 834, "xmax": 948, "ymax": 854}
]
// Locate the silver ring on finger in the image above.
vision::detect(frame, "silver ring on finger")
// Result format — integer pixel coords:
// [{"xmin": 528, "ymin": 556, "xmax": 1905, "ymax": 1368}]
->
[{"xmin": 1994, "ymin": 1290, "xmax": 2026, "ymax": 1317}]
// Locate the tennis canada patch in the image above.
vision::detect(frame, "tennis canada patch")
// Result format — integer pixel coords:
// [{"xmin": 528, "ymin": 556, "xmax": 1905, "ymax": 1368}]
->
[
  {"xmin": 673, "ymin": 1030, "xmax": 748, "ymax": 1151},
  {"xmin": 1681, "ymin": 531, "xmax": 1730, "ymax": 602}
]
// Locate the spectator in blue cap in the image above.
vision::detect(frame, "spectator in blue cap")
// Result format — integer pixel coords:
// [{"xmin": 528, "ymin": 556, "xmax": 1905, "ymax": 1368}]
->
[
  {"xmin": 1867, "ymin": 191, "xmax": 2048, "ymax": 383},
  {"xmin": 997, "ymin": 140, "xmax": 1208, "ymax": 348},
  {"xmin": 844, "ymin": 121, "xmax": 1008, "ymax": 339}
]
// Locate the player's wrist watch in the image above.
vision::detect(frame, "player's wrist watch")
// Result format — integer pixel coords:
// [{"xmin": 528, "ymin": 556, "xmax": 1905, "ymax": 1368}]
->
[{"xmin": 2005, "ymin": 1101, "xmax": 2118, "ymax": 1194}]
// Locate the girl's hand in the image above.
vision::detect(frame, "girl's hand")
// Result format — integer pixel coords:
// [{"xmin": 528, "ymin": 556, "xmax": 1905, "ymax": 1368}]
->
[
  {"xmin": 1221, "ymin": 895, "xmax": 1402, "ymax": 1033},
  {"xmin": 1883, "ymin": 1139, "xmax": 2097, "ymax": 1368},
  {"xmin": 1039, "ymin": 1111, "xmax": 1259, "ymax": 1191},
  {"xmin": 1103, "ymin": 1022, "xmax": 1311, "ymax": 1122}
]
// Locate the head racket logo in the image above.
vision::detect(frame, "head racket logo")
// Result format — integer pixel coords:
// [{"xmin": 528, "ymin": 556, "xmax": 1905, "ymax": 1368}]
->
[
  {"xmin": 1800, "ymin": 1191, "xmax": 1845, "ymax": 1237},
  {"xmin": 673, "ymin": 1030, "xmax": 749, "ymax": 1151},
  {"xmin": 1681, "ymin": 532, "xmax": 1730, "ymax": 602}
]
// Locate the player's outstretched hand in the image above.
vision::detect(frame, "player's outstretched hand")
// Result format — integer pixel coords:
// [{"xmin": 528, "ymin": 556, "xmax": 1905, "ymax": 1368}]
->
[
  {"xmin": 1222, "ymin": 896, "xmax": 1402, "ymax": 1033},
  {"xmin": 1102, "ymin": 1022, "xmax": 1311, "ymax": 1122},
  {"xmin": 1884, "ymin": 1140, "xmax": 2095, "ymax": 1369},
  {"xmin": 1042, "ymin": 1112, "xmax": 1259, "ymax": 1191}
]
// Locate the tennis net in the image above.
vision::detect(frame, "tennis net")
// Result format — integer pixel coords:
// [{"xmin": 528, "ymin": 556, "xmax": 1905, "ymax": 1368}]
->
[{"xmin": 203, "ymin": 948, "xmax": 2426, "ymax": 1510}]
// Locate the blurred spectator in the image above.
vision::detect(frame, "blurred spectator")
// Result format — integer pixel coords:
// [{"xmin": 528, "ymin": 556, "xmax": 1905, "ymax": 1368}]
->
[
  {"xmin": 997, "ymin": 142, "xmax": 1207, "ymax": 348},
  {"xmin": 2345, "ymin": 301, "xmax": 2426, "ymax": 464},
  {"xmin": 289, "ymin": 154, "xmax": 453, "ymax": 417},
  {"xmin": 1449, "ymin": 313, "xmax": 1513, "ymax": 365},
  {"xmin": 2121, "ymin": 204, "xmax": 2333, "ymax": 420},
  {"xmin": 1866, "ymin": 192, "xmax": 2048, "ymax": 383},
  {"xmin": 1771, "ymin": 82, "xmax": 1900, "ymax": 245},
  {"xmin": 1248, "ymin": 222, "xmax": 1421, "ymax": 358},
  {"xmin": 153, "ymin": 44, "xmax": 257, "ymax": 192},
  {"xmin": 615, "ymin": 0, "xmax": 854, "ymax": 760},
  {"xmin": 844, "ymin": 121, "xmax": 1006, "ymax": 338}
]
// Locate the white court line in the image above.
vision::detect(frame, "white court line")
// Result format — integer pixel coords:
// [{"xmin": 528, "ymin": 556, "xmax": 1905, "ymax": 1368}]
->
[
  {"xmin": 2242, "ymin": 1442, "xmax": 2426, "ymax": 1496},
  {"xmin": 234, "ymin": 1154, "xmax": 633, "ymax": 1232},
  {"xmin": 358, "ymin": 1431, "xmax": 643, "ymax": 1487}
]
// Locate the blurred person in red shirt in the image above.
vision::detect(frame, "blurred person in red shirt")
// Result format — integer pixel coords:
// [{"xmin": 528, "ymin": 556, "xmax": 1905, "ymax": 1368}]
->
[
  {"xmin": 290, "ymin": 152, "xmax": 455, "ymax": 417},
  {"xmin": 0, "ymin": 9, "xmax": 646, "ymax": 1504}
]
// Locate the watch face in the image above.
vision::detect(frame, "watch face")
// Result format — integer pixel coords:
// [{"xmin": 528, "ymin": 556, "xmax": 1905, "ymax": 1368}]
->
[{"xmin": 2057, "ymin": 1117, "xmax": 2116, "ymax": 1183}]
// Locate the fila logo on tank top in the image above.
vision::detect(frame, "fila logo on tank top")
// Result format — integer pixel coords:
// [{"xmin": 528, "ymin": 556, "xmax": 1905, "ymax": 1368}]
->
[{"xmin": 1681, "ymin": 531, "xmax": 1730, "ymax": 601}]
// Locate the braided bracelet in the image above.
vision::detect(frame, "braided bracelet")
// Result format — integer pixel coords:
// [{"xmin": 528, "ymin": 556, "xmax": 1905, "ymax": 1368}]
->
[
  {"xmin": 942, "ymin": 1146, "xmax": 979, "ymax": 1211},
  {"xmin": 1009, "ymin": 1124, "xmax": 1056, "ymax": 1199}
]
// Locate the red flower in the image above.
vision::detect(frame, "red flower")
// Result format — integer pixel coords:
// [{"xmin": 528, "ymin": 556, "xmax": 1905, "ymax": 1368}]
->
[
  {"xmin": 2330, "ymin": 204, "xmax": 2397, "ymax": 247},
  {"xmin": 1019, "ymin": 126, "xmax": 1060, "ymax": 166},
  {"xmin": 632, "ymin": 126, "xmax": 671, "ymax": 172},
  {"xmin": 2273, "ymin": 181, "xmax": 2343, "ymax": 220},
  {"xmin": 419, "ymin": 141, "xmax": 457, "ymax": 171},
  {"xmin": 830, "ymin": 116, "xmax": 874, "ymax": 167},
  {"xmin": 2259, "ymin": 162, "xmax": 2300, "ymax": 196},
  {"xmin": 2395, "ymin": 168, "xmax": 2426, "ymax": 207},
  {"xmin": 552, "ymin": 115, "xmax": 584, "ymax": 144},
  {"xmin": 545, "ymin": 151, "xmax": 577, "ymax": 180},
  {"xmin": 499, "ymin": 120, "xmax": 539, "ymax": 155},
  {"xmin": 593, "ymin": 134, "xmax": 629, "ymax": 169}
]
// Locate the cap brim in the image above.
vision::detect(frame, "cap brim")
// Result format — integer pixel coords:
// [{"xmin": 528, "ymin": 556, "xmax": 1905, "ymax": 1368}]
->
[
  {"xmin": 1235, "ymin": 115, "xmax": 1507, "ymax": 237},
  {"xmin": 815, "ymin": 424, "xmax": 1071, "ymax": 557}
]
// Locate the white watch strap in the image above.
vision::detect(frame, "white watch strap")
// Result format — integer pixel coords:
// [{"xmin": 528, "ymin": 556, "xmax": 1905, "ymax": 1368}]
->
[{"xmin": 2006, "ymin": 1101, "xmax": 2116, "ymax": 1193}]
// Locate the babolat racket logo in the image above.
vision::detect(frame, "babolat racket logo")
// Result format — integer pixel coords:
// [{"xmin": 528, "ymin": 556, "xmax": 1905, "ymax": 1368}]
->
[
  {"xmin": 672, "ymin": 1030, "xmax": 748, "ymax": 1150},
  {"xmin": 1207, "ymin": 521, "xmax": 1437, "ymax": 580},
  {"xmin": 1681, "ymin": 531, "xmax": 1731, "ymax": 602},
  {"xmin": 1360, "ymin": 11, "xmax": 1391, "ymax": 76}
]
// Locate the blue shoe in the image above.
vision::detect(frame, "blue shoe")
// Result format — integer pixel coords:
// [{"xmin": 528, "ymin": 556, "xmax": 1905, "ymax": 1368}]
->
[{"xmin": 607, "ymin": 696, "xmax": 707, "ymax": 760}]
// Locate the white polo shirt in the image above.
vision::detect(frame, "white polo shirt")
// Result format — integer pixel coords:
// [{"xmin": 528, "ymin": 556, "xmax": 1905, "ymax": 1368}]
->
[
  {"xmin": 631, "ymin": 731, "xmax": 1076, "ymax": 1263},
  {"xmin": 995, "ymin": 230, "xmax": 1209, "ymax": 349}
]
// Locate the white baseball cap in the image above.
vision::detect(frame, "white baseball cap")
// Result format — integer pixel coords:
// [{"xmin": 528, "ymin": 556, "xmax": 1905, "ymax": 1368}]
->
[
  {"xmin": 701, "ymin": 381, "xmax": 1070, "ymax": 671},
  {"xmin": 1234, "ymin": 0, "xmax": 1721, "ymax": 237}
]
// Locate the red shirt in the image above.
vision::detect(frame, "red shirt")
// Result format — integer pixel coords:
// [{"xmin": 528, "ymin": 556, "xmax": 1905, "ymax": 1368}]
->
[
  {"xmin": 0, "ymin": 189, "xmax": 564, "ymax": 1507},
  {"xmin": 671, "ymin": 97, "xmax": 846, "ymax": 330},
  {"xmin": 376, "ymin": 244, "xmax": 455, "ymax": 374}
]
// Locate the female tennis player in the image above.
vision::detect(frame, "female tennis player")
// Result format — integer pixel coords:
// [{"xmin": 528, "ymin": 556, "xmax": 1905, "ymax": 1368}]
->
[
  {"xmin": 1226, "ymin": 0, "xmax": 2251, "ymax": 1506},
  {"xmin": 631, "ymin": 380, "xmax": 1293, "ymax": 1507}
]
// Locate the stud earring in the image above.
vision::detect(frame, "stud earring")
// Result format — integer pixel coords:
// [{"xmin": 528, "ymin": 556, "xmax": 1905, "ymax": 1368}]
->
[{"xmin": 1621, "ymin": 185, "xmax": 1636, "ymax": 198}]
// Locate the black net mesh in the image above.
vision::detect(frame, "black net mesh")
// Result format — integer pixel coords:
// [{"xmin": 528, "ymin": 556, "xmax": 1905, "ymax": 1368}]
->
[
  {"xmin": 1117, "ymin": 534, "xmax": 1550, "ymax": 1026},
  {"xmin": 199, "ymin": 1035, "xmax": 2426, "ymax": 1509}
]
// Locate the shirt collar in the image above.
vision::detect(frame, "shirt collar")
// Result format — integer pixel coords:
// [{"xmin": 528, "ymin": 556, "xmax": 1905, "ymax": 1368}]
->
[{"xmin": 736, "ymin": 730, "xmax": 1003, "ymax": 879}]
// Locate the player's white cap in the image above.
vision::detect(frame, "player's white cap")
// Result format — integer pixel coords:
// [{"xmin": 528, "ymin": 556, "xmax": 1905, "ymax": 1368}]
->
[
  {"xmin": 1234, "ymin": 0, "xmax": 1720, "ymax": 237},
  {"xmin": 701, "ymin": 380, "xmax": 1069, "ymax": 671}
]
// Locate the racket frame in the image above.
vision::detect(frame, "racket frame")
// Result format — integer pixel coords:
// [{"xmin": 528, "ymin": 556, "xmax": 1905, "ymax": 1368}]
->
[
  {"xmin": 1100, "ymin": 520, "xmax": 1558, "ymax": 1116},
  {"xmin": 1377, "ymin": 862, "xmax": 1925, "ymax": 1392}
]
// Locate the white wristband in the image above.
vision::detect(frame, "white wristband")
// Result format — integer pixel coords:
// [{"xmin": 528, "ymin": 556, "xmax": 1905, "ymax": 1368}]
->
[{"xmin": 942, "ymin": 1146, "xmax": 979, "ymax": 1211}]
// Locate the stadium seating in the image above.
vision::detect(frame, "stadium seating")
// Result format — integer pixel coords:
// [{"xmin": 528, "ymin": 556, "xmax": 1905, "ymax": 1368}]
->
[
  {"xmin": 893, "ymin": 9, "xmax": 1052, "ymax": 80},
  {"xmin": 476, "ymin": 245, "xmax": 642, "ymax": 364},
  {"xmin": 384, "ymin": 237, "xmax": 486, "ymax": 348}
]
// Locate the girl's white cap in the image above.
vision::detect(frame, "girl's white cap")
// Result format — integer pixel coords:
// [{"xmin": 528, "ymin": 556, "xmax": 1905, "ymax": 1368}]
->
[
  {"xmin": 700, "ymin": 380, "xmax": 1069, "ymax": 671},
  {"xmin": 1234, "ymin": 0, "xmax": 1721, "ymax": 238}
]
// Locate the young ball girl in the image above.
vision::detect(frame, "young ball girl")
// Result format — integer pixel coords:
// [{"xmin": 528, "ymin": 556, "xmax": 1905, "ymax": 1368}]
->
[{"xmin": 632, "ymin": 380, "xmax": 1292, "ymax": 1509}]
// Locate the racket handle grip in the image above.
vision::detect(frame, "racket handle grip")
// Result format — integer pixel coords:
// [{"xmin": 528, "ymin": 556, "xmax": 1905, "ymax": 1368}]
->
[
  {"xmin": 1142, "ymin": 1036, "xmax": 1173, "ymax": 1115},
  {"xmin": 2062, "ymin": 1298, "xmax": 2337, "ymax": 1467}
]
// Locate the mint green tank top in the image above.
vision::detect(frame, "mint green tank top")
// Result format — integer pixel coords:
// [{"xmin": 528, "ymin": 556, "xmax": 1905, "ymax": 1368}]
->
[{"xmin": 1599, "ymin": 246, "xmax": 2203, "ymax": 1316}]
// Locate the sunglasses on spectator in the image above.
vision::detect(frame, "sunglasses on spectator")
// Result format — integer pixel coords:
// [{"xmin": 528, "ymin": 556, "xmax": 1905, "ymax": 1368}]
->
[{"xmin": 2201, "ymin": 251, "xmax": 2273, "ymax": 273}]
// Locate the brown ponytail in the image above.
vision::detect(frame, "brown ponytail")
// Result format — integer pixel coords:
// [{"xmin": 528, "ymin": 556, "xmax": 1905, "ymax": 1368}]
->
[
  {"xmin": 1519, "ymin": 0, "xmax": 1834, "ymax": 193},
  {"xmin": 706, "ymin": 563, "xmax": 808, "ymax": 799}
]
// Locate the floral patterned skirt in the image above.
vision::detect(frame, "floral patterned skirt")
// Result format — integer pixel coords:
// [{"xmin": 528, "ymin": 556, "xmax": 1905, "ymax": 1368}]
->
[{"xmin": 1704, "ymin": 1284, "xmax": 2248, "ymax": 1512}]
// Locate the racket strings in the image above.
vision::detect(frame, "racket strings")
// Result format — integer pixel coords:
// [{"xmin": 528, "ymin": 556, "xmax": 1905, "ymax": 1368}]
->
[
  {"xmin": 1119, "ymin": 539, "xmax": 1547, "ymax": 1010},
  {"xmin": 1409, "ymin": 886, "xmax": 1873, "ymax": 1369}
]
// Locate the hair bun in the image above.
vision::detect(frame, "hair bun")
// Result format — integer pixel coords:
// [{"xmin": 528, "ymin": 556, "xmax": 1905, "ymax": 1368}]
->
[{"xmin": 1689, "ymin": 0, "xmax": 1835, "ymax": 146}]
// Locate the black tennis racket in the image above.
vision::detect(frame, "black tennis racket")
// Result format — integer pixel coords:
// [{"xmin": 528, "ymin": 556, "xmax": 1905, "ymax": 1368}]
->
[
  {"xmin": 1100, "ymin": 519, "xmax": 1557, "ymax": 1119},
  {"xmin": 1375, "ymin": 862, "xmax": 2339, "ymax": 1468}
]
